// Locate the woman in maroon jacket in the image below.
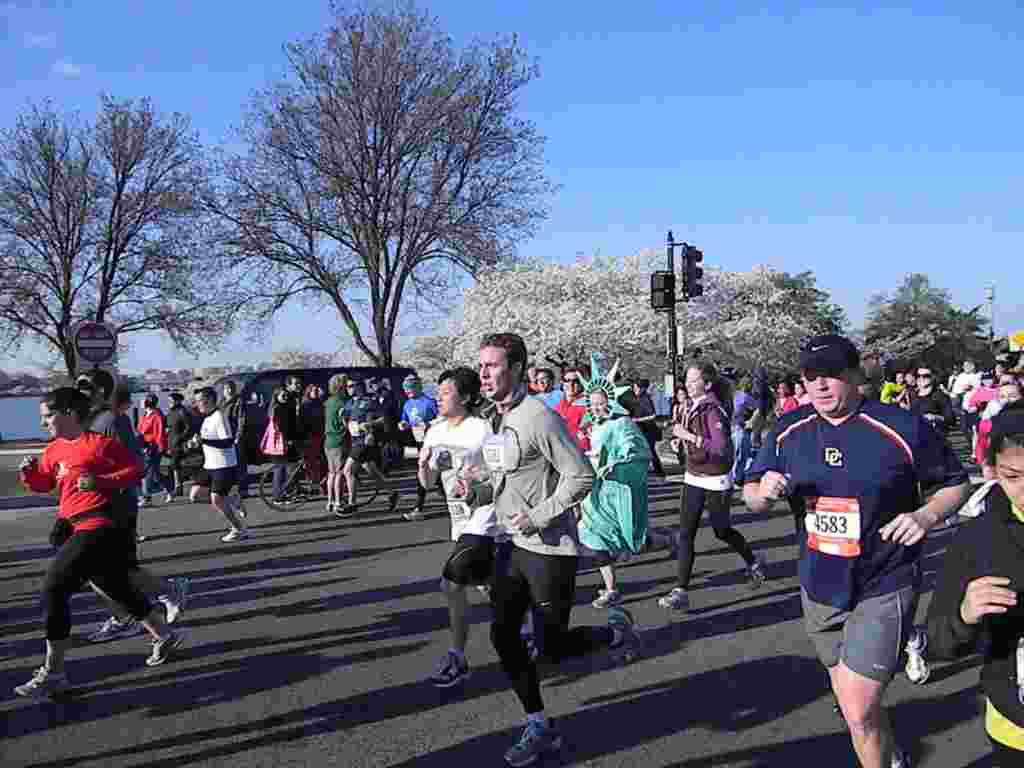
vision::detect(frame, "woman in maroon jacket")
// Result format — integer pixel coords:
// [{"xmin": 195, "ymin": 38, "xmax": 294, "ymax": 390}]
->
[{"xmin": 658, "ymin": 363, "xmax": 767, "ymax": 611}]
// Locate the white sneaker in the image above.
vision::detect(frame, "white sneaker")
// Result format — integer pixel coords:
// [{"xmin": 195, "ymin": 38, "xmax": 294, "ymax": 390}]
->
[
  {"xmin": 748, "ymin": 555, "xmax": 768, "ymax": 589},
  {"xmin": 221, "ymin": 528, "xmax": 250, "ymax": 543},
  {"xmin": 14, "ymin": 666, "xmax": 69, "ymax": 699},
  {"xmin": 658, "ymin": 587, "xmax": 690, "ymax": 611},
  {"xmin": 904, "ymin": 629, "xmax": 930, "ymax": 685},
  {"xmin": 146, "ymin": 630, "xmax": 186, "ymax": 667},
  {"xmin": 163, "ymin": 491, "xmax": 174, "ymax": 504},
  {"xmin": 591, "ymin": 589, "xmax": 623, "ymax": 608},
  {"xmin": 158, "ymin": 577, "xmax": 191, "ymax": 624},
  {"xmin": 88, "ymin": 616, "xmax": 144, "ymax": 642}
]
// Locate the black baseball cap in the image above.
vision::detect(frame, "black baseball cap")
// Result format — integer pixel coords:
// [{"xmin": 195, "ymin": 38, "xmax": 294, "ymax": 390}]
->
[{"xmin": 799, "ymin": 335, "xmax": 861, "ymax": 378}]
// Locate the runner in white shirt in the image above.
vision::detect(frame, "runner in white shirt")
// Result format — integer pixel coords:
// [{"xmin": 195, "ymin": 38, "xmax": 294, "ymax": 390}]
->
[
  {"xmin": 418, "ymin": 367, "xmax": 497, "ymax": 688},
  {"xmin": 191, "ymin": 387, "xmax": 249, "ymax": 543}
]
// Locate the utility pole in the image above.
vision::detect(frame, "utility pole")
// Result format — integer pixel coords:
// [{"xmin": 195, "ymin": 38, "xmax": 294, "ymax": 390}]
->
[
  {"xmin": 666, "ymin": 231, "xmax": 679, "ymax": 393},
  {"xmin": 985, "ymin": 283, "xmax": 996, "ymax": 352}
]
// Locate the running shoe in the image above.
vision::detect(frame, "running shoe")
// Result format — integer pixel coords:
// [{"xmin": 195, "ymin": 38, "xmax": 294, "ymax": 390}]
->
[
  {"xmin": 657, "ymin": 587, "xmax": 690, "ymax": 611},
  {"xmin": 163, "ymin": 491, "xmax": 174, "ymax": 504},
  {"xmin": 14, "ymin": 666, "xmax": 69, "ymax": 699},
  {"xmin": 138, "ymin": 497, "xmax": 151, "ymax": 508},
  {"xmin": 748, "ymin": 555, "xmax": 768, "ymax": 589},
  {"xmin": 88, "ymin": 616, "xmax": 144, "ymax": 642},
  {"xmin": 136, "ymin": 533, "xmax": 148, "ymax": 543},
  {"xmin": 220, "ymin": 528, "xmax": 250, "ymax": 543},
  {"xmin": 520, "ymin": 631, "xmax": 539, "ymax": 661},
  {"xmin": 904, "ymin": 628, "xmax": 930, "ymax": 685},
  {"xmin": 402, "ymin": 506, "xmax": 426, "ymax": 521},
  {"xmin": 146, "ymin": 630, "xmax": 186, "ymax": 667},
  {"xmin": 335, "ymin": 504, "xmax": 356, "ymax": 519},
  {"xmin": 608, "ymin": 606, "xmax": 641, "ymax": 664},
  {"xmin": 892, "ymin": 746, "xmax": 912, "ymax": 768},
  {"xmin": 504, "ymin": 719, "xmax": 562, "ymax": 767},
  {"xmin": 159, "ymin": 577, "xmax": 191, "ymax": 624},
  {"xmin": 430, "ymin": 650, "xmax": 471, "ymax": 688},
  {"xmin": 591, "ymin": 589, "xmax": 623, "ymax": 609}
]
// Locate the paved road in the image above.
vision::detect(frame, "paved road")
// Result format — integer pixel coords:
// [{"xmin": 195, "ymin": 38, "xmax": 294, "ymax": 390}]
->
[{"xmin": 0, "ymin": 457, "xmax": 996, "ymax": 768}]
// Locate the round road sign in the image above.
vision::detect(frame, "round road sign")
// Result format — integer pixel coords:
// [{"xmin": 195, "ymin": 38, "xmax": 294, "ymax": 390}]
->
[{"xmin": 74, "ymin": 321, "xmax": 118, "ymax": 365}]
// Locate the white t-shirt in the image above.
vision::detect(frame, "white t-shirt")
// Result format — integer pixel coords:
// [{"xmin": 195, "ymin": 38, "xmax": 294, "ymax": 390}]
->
[
  {"xmin": 422, "ymin": 416, "xmax": 498, "ymax": 540},
  {"xmin": 201, "ymin": 410, "xmax": 238, "ymax": 470}
]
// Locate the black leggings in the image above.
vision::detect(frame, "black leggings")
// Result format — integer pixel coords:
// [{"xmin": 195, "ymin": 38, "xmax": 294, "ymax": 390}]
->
[
  {"xmin": 990, "ymin": 736, "xmax": 1023, "ymax": 764},
  {"xmin": 676, "ymin": 484, "xmax": 755, "ymax": 589},
  {"xmin": 415, "ymin": 476, "xmax": 444, "ymax": 509},
  {"xmin": 44, "ymin": 527, "xmax": 152, "ymax": 640},
  {"xmin": 644, "ymin": 432, "xmax": 665, "ymax": 475},
  {"xmin": 490, "ymin": 544, "xmax": 614, "ymax": 714}
]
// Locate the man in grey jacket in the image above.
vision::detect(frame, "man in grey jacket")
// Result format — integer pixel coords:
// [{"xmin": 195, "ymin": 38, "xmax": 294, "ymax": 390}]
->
[{"xmin": 476, "ymin": 332, "xmax": 641, "ymax": 768}]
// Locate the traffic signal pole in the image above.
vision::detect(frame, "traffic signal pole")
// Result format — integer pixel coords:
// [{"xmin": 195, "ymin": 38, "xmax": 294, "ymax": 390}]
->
[{"xmin": 666, "ymin": 231, "xmax": 679, "ymax": 391}]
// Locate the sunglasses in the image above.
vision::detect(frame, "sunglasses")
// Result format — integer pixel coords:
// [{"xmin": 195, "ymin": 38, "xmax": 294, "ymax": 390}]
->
[{"xmin": 801, "ymin": 367, "xmax": 844, "ymax": 381}]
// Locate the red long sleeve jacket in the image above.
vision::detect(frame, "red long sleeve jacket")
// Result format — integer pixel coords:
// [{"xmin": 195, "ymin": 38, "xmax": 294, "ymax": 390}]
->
[{"xmin": 21, "ymin": 431, "xmax": 145, "ymax": 531}]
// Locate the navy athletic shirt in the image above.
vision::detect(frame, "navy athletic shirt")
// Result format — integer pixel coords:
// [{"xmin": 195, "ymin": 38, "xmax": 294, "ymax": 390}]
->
[{"xmin": 747, "ymin": 398, "xmax": 966, "ymax": 610}]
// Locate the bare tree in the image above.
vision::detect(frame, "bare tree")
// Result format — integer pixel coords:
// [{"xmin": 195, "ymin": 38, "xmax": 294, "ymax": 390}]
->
[
  {"xmin": 0, "ymin": 96, "xmax": 242, "ymax": 376},
  {"xmin": 208, "ymin": 0, "xmax": 552, "ymax": 366}
]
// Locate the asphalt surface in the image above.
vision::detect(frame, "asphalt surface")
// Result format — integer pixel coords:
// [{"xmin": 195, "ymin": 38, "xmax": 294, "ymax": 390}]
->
[{"xmin": 0, "ymin": 451, "xmax": 997, "ymax": 768}]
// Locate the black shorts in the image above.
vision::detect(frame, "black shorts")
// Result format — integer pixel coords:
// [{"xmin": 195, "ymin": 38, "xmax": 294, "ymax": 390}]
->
[
  {"xmin": 349, "ymin": 442, "xmax": 382, "ymax": 467},
  {"xmin": 207, "ymin": 467, "xmax": 238, "ymax": 496},
  {"xmin": 442, "ymin": 534, "xmax": 496, "ymax": 586}
]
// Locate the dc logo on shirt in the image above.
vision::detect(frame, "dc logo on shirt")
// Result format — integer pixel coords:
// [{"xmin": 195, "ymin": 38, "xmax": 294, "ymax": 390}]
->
[{"xmin": 824, "ymin": 448, "xmax": 844, "ymax": 468}]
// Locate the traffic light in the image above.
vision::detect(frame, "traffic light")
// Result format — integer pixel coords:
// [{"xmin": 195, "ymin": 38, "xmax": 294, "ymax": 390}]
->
[
  {"xmin": 650, "ymin": 271, "xmax": 675, "ymax": 311},
  {"xmin": 684, "ymin": 245, "xmax": 704, "ymax": 298}
]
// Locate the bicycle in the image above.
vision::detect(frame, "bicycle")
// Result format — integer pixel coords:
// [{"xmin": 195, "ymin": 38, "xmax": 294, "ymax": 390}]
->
[{"xmin": 259, "ymin": 457, "xmax": 381, "ymax": 513}]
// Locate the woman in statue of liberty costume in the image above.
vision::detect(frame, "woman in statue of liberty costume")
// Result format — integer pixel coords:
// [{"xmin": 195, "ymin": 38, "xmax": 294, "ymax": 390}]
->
[{"xmin": 576, "ymin": 355, "xmax": 676, "ymax": 608}]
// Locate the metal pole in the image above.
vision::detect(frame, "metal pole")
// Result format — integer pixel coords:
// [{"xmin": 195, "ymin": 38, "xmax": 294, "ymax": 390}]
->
[
  {"xmin": 986, "ymin": 283, "xmax": 996, "ymax": 352},
  {"xmin": 666, "ymin": 232, "xmax": 678, "ymax": 393}
]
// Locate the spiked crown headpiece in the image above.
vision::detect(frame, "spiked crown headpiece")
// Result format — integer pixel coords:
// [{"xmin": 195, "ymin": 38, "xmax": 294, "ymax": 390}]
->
[{"xmin": 579, "ymin": 353, "xmax": 631, "ymax": 417}]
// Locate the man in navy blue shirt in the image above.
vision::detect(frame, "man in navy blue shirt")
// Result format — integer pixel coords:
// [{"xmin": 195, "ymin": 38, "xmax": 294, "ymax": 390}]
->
[{"xmin": 745, "ymin": 335, "xmax": 969, "ymax": 768}]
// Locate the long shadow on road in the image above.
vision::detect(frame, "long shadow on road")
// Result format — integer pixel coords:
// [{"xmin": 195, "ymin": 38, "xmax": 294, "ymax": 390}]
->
[
  {"xmin": 3, "ymin": 630, "xmax": 431, "ymax": 746},
  {"xmin": 386, "ymin": 654, "xmax": 838, "ymax": 767}
]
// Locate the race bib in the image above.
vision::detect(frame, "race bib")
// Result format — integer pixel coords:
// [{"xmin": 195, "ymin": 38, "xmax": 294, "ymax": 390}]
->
[
  {"xmin": 412, "ymin": 424, "xmax": 427, "ymax": 443},
  {"xmin": 482, "ymin": 434, "xmax": 506, "ymax": 473},
  {"xmin": 448, "ymin": 501, "xmax": 472, "ymax": 520},
  {"xmin": 805, "ymin": 496, "xmax": 862, "ymax": 557}
]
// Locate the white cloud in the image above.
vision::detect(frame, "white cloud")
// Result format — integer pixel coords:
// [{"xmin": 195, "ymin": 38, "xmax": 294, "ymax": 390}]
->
[
  {"xmin": 52, "ymin": 58, "xmax": 81, "ymax": 78},
  {"xmin": 25, "ymin": 32, "xmax": 57, "ymax": 49}
]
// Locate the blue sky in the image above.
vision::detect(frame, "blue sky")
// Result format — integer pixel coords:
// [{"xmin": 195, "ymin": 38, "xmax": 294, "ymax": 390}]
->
[{"xmin": 3, "ymin": 1, "xmax": 1022, "ymax": 372}]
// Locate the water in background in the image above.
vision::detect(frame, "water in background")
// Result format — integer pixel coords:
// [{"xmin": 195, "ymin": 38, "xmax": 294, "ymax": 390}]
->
[
  {"xmin": 0, "ymin": 393, "xmax": 171, "ymax": 441},
  {"xmin": 0, "ymin": 396, "xmax": 46, "ymax": 440}
]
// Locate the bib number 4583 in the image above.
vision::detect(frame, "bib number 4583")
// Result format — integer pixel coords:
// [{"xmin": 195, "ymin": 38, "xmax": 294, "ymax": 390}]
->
[{"xmin": 805, "ymin": 496, "xmax": 862, "ymax": 558}]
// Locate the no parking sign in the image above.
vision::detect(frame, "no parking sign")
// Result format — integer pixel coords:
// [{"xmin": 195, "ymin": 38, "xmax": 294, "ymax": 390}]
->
[{"xmin": 73, "ymin": 321, "xmax": 118, "ymax": 366}]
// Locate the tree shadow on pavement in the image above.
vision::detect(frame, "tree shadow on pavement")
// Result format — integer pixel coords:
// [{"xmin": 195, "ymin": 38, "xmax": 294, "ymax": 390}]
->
[
  {"xmin": 22, "ymin": 655, "xmax": 515, "ymax": 768},
  {"xmin": 384, "ymin": 655, "xmax": 838, "ymax": 767},
  {"xmin": 0, "ymin": 545, "xmax": 54, "ymax": 568},
  {"xmin": 658, "ymin": 683, "xmax": 985, "ymax": 767},
  {"xmin": 2, "ymin": 632, "xmax": 431, "ymax": 745}
]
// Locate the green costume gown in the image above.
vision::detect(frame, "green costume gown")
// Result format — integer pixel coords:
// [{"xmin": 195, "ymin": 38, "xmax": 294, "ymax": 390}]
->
[{"xmin": 578, "ymin": 415, "xmax": 651, "ymax": 555}]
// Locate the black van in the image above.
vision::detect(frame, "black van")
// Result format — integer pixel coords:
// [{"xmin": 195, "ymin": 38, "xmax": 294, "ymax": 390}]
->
[{"xmin": 210, "ymin": 366, "xmax": 418, "ymax": 463}]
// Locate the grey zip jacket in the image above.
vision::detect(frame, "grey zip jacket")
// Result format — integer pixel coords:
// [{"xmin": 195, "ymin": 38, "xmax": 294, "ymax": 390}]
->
[{"xmin": 478, "ymin": 386, "xmax": 595, "ymax": 557}]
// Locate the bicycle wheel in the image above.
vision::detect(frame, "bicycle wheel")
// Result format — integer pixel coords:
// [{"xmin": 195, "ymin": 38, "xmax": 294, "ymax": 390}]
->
[
  {"xmin": 343, "ymin": 467, "xmax": 385, "ymax": 513},
  {"xmin": 259, "ymin": 461, "xmax": 310, "ymax": 512}
]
